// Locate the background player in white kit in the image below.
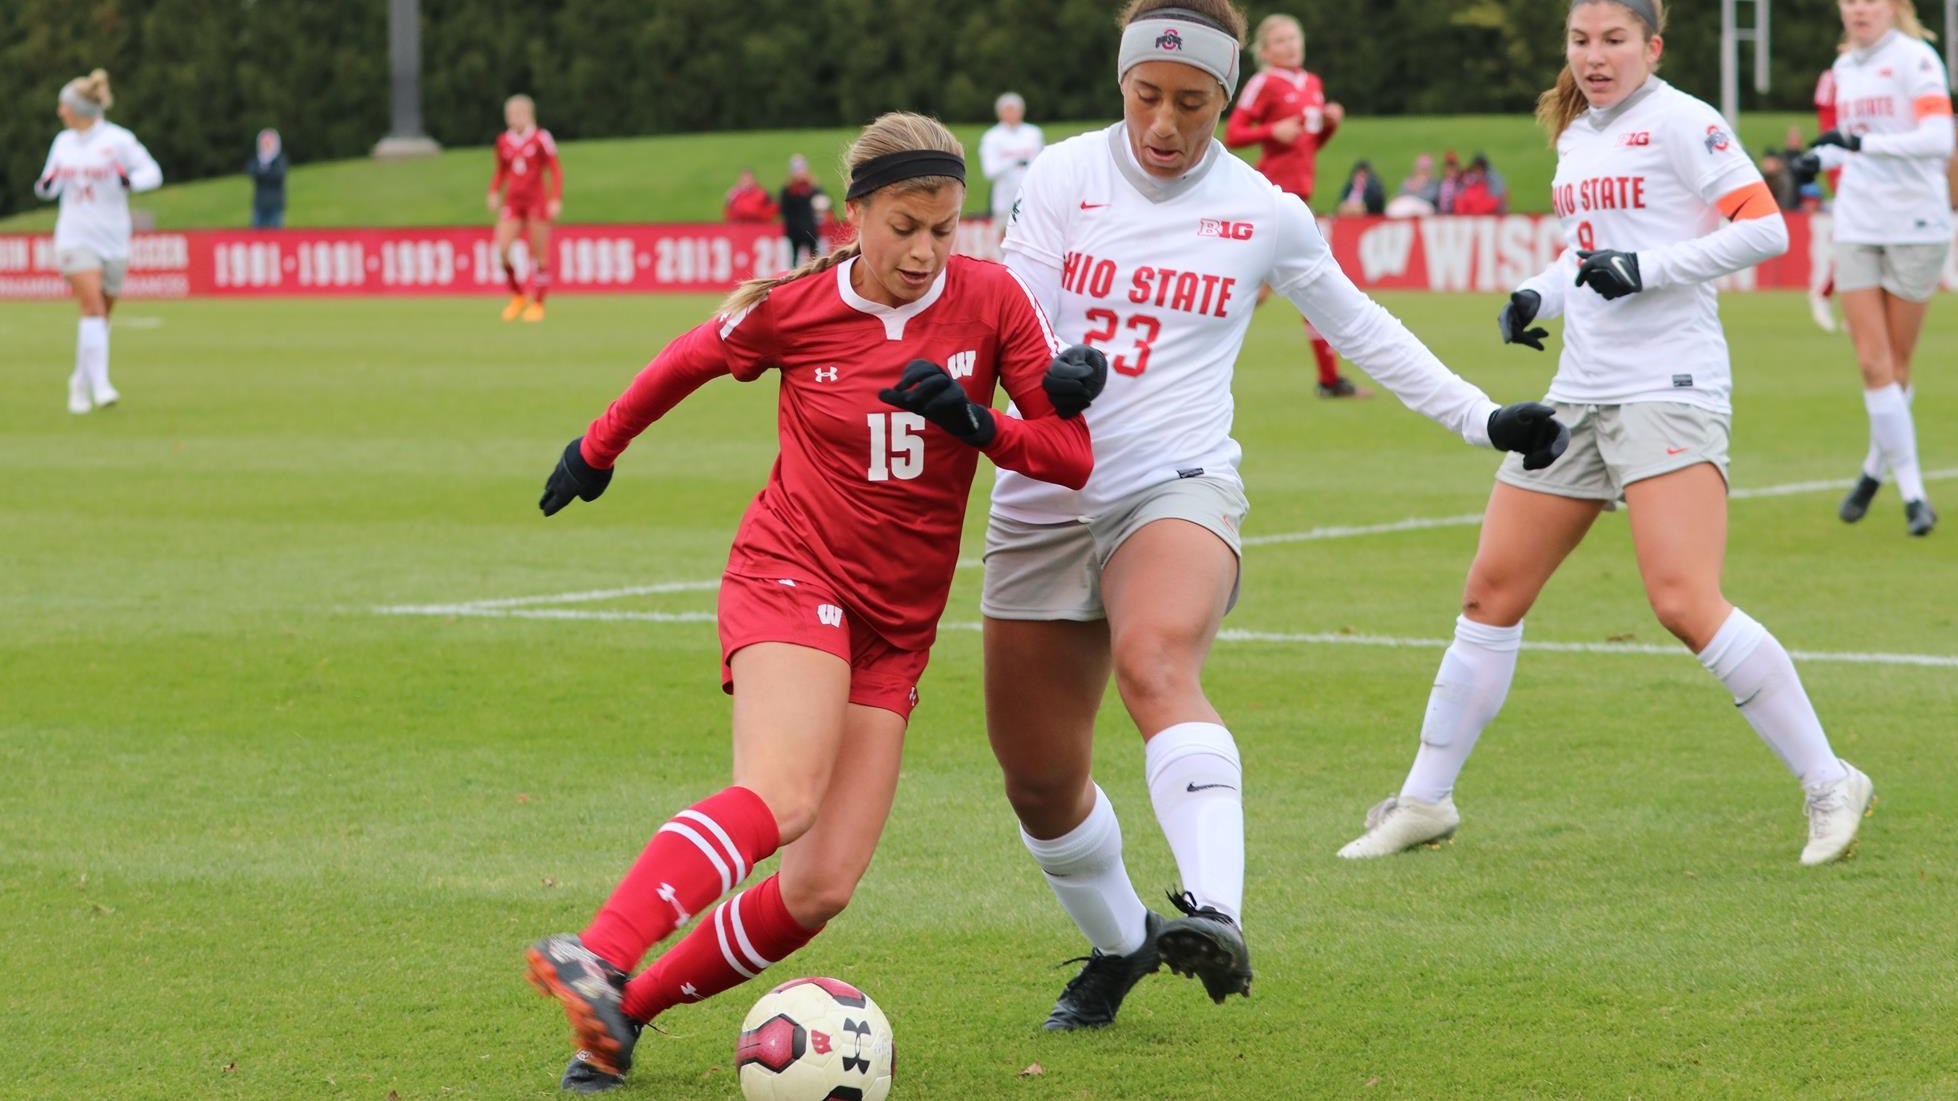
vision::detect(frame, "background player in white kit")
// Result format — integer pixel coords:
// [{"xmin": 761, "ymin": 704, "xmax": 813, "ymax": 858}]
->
[
  {"xmin": 1340, "ymin": 0, "xmax": 1876, "ymax": 868},
  {"xmin": 1794, "ymin": 0, "xmax": 1950, "ymax": 537},
  {"xmin": 984, "ymin": 0, "xmax": 1570, "ymax": 1030},
  {"xmin": 979, "ymin": 92, "xmax": 1044, "ymax": 251},
  {"xmin": 33, "ymin": 69, "xmax": 162, "ymax": 415}
]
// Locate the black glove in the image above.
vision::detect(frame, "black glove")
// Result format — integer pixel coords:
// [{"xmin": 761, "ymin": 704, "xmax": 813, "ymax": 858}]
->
[
  {"xmin": 1487, "ymin": 402, "xmax": 1570, "ymax": 471},
  {"xmin": 1788, "ymin": 151, "xmax": 1823, "ymax": 185},
  {"xmin": 1043, "ymin": 344, "xmax": 1107, "ymax": 419},
  {"xmin": 1496, "ymin": 290, "xmax": 1549, "ymax": 351},
  {"xmin": 1574, "ymin": 248, "xmax": 1643, "ymax": 301},
  {"xmin": 1812, "ymin": 129, "xmax": 1862, "ymax": 153},
  {"xmin": 879, "ymin": 359, "xmax": 996, "ymax": 447},
  {"xmin": 539, "ymin": 437, "xmax": 613, "ymax": 516}
]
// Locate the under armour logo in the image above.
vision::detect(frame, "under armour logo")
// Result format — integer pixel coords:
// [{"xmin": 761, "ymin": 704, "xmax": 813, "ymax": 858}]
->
[
  {"xmin": 814, "ymin": 365, "xmax": 840, "ymax": 383},
  {"xmin": 946, "ymin": 350, "xmax": 977, "ymax": 380},
  {"xmin": 657, "ymin": 882, "xmax": 691, "ymax": 925},
  {"xmin": 840, "ymin": 1018, "xmax": 874, "ymax": 1073},
  {"xmin": 817, "ymin": 604, "xmax": 844, "ymax": 628}
]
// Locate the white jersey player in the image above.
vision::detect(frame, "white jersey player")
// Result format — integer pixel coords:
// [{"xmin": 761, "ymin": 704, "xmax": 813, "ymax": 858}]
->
[
  {"xmin": 978, "ymin": 92, "xmax": 1044, "ymax": 247},
  {"xmin": 1340, "ymin": 0, "xmax": 1874, "ymax": 868},
  {"xmin": 33, "ymin": 69, "xmax": 162, "ymax": 414},
  {"xmin": 1802, "ymin": 0, "xmax": 1951, "ymax": 536},
  {"xmin": 980, "ymin": 0, "xmax": 1569, "ymax": 1030}
]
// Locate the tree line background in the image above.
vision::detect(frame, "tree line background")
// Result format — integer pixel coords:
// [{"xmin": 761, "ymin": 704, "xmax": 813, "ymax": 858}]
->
[{"xmin": 0, "ymin": 0, "xmax": 1871, "ymax": 218}]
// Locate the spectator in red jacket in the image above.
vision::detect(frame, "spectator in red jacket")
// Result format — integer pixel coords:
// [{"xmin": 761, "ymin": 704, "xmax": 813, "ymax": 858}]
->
[
  {"xmin": 724, "ymin": 167, "xmax": 777, "ymax": 223},
  {"xmin": 1451, "ymin": 153, "xmax": 1508, "ymax": 215}
]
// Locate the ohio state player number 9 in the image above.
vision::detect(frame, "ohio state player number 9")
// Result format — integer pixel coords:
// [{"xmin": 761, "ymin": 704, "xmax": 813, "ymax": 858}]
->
[{"xmin": 866, "ymin": 412, "xmax": 927, "ymax": 482}]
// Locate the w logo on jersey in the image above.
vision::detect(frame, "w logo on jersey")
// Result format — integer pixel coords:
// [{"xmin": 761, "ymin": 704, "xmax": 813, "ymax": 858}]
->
[
  {"xmin": 816, "ymin": 604, "xmax": 844, "ymax": 628},
  {"xmin": 945, "ymin": 350, "xmax": 977, "ymax": 379}
]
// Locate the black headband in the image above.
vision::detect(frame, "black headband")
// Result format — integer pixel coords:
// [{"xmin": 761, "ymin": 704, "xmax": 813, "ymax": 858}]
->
[
  {"xmin": 1575, "ymin": 0, "xmax": 1658, "ymax": 32},
  {"xmin": 844, "ymin": 150, "xmax": 967, "ymax": 201}
]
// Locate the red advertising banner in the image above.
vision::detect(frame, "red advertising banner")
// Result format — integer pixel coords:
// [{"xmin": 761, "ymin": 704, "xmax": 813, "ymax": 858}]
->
[{"xmin": 0, "ymin": 214, "xmax": 1934, "ymax": 301}]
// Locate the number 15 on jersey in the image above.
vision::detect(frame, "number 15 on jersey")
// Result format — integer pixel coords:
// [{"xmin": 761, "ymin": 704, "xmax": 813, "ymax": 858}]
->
[{"xmin": 867, "ymin": 412, "xmax": 927, "ymax": 482}]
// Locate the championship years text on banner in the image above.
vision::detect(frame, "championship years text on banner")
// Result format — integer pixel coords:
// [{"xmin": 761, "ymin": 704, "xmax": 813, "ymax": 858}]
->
[{"xmin": 0, "ymin": 215, "xmax": 1937, "ymax": 300}]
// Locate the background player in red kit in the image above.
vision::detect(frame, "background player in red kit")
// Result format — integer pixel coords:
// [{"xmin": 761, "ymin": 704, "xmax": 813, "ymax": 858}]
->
[
  {"xmin": 488, "ymin": 94, "xmax": 563, "ymax": 322},
  {"xmin": 1225, "ymin": 13, "xmax": 1367, "ymax": 398},
  {"xmin": 522, "ymin": 112, "xmax": 1106, "ymax": 1094}
]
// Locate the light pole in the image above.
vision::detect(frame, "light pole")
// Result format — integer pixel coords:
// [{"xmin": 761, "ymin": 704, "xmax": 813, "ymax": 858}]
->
[{"xmin": 372, "ymin": 0, "xmax": 441, "ymax": 160}]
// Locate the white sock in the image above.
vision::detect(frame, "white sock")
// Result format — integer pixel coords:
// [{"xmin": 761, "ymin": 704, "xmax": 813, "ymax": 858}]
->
[
  {"xmin": 1861, "ymin": 384, "xmax": 1915, "ymax": 481},
  {"xmin": 77, "ymin": 317, "xmax": 109, "ymax": 396},
  {"xmin": 1865, "ymin": 384, "xmax": 1927, "ymax": 502},
  {"xmin": 1696, "ymin": 608, "xmax": 1847, "ymax": 789},
  {"xmin": 1400, "ymin": 616, "xmax": 1524, "ymax": 804},
  {"xmin": 1144, "ymin": 722, "xmax": 1244, "ymax": 923},
  {"xmin": 1019, "ymin": 784, "xmax": 1151, "ymax": 956}
]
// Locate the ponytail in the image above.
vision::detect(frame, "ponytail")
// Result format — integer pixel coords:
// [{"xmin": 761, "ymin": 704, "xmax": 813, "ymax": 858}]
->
[
  {"xmin": 1535, "ymin": 66, "xmax": 1590, "ymax": 144},
  {"xmin": 81, "ymin": 68, "xmax": 112, "ymax": 110},
  {"xmin": 718, "ymin": 243, "xmax": 861, "ymax": 317}
]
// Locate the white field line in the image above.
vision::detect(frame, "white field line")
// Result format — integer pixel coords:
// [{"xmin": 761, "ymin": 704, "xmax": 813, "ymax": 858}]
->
[{"xmin": 368, "ymin": 467, "xmax": 1958, "ymax": 669}]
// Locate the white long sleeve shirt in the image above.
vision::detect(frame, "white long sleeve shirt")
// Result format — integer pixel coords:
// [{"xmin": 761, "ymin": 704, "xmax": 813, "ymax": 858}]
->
[
  {"xmin": 1814, "ymin": 30, "xmax": 1955, "ymax": 245},
  {"xmin": 979, "ymin": 122, "xmax": 1045, "ymax": 219},
  {"xmin": 1518, "ymin": 79, "xmax": 1787, "ymax": 414},
  {"xmin": 35, "ymin": 122, "xmax": 163, "ymax": 260},
  {"xmin": 994, "ymin": 123, "xmax": 1499, "ymax": 524}
]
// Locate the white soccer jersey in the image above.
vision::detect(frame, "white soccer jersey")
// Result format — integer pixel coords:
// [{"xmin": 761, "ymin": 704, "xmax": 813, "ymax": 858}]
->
[
  {"xmin": 33, "ymin": 122, "xmax": 163, "ymax": 259},
  {"xmin": 1820, "ymin": 30, "xmax": 1955, "ymax": 245},
  {"xmin": 993, "ymin": 123, "xmax": 1499, "ymax": 524},
  {"xmin": 980, "ymin": 122, "xmax": 1045, "ymax": 217},
  {"xmin": 1519, "ymin": 79, "xmax": 1786, "ymax": 415}
]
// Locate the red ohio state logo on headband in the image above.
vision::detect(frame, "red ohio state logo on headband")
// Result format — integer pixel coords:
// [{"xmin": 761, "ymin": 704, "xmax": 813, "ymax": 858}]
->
[{"xmin": 1156, "ymin": 28, "xmax": 1183, "ymax": 50}]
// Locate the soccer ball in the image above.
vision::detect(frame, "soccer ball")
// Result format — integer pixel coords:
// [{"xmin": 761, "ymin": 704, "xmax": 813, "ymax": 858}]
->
[{"xmin": 736, "ymin": 977, "xmax": 894, "ymax": 1101}]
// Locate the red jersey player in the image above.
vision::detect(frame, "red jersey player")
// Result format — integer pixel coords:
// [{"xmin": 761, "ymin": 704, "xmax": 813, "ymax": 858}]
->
[
  {"xmin": 1224, "ymin": 14, "xmax": 1369, "ymax": 398},
  {"xmin": 488, "ymin": 94, "xmax": 563, "ymax": 322},
  {"xmin": 523, "ymin": 112, "xmax": 1106, "ymax": 1094}
]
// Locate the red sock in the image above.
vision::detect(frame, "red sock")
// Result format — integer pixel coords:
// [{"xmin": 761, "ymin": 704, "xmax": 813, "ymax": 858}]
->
[
  {"xmin": 621, "ymin": 874, "xmax": 821, "ymax": 1023},
  {"xmin": 581, "ymin": 786, "xmax": 780, "ymax": 972},
  {"xmin": 529, "ymin": 267, "xmax": 551, "ymax": 304},
  {"xmin": 1305, "ymin": 322, "xmax": 1340, "ymax": 386},
  {"xmin": 503, "ymin": 261, "xmax": 524, "ymax": 297}
]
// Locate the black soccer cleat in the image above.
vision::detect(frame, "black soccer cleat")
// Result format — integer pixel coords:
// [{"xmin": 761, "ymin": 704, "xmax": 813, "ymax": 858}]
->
[
  {"xmin": 1043, "ymin": 910, "xmax": 1167, "ymax": 1031},
  {"xmin": 526, "ymin": 934, "xmax": 640, "ymax": 1079},
  {"xmin": 1155, "ymin": 891, "xmax": 1252, "ymax": 1004},
  {"xmin": 1315, "ymin": 375, "xmax": 1374, "ymax": 399},
  {"xmin": 1839, "ymin": 474, "xmax": 1881, "ymax": 523},
  {"xmin": 1906, "ymin": 499, "xmax": 1938, "ymax": 537},
  {"xmin": 560, "ymin": 1024, "xmax": 641, "ymax": 1095}
]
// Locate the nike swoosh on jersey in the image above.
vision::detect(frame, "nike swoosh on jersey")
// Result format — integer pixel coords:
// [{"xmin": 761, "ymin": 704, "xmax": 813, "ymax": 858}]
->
[
  {"xmin": 1186, "ymin": 782, "xmax": 1237, "ymax": 793},
  {"xmin": 1079, "ymin": 201, "xmax": 1109, "ymax": 210}
]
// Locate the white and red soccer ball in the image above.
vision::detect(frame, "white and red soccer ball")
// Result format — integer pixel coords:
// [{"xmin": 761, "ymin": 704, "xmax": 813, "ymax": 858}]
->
[{"xmin": 736, "ymin": 977, "xmax": 894, "ymax": 1101}]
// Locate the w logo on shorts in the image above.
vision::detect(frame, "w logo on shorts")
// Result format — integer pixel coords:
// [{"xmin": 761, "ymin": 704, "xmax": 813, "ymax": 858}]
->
[
  {"xmin": 946, "ymin": 350, "xmax": 977, "ymax": 379},
  {"xmin": 816, "ymin": 604, "xmax": 844, "ymax": 628}
]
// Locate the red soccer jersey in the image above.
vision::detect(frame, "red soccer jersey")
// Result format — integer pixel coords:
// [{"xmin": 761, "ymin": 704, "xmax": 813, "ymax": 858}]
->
[
  {"xmin": 490, "ymin": 126, "xmax": 562, "ymax": 206},
  {"xmin": 581, "ymin": 255, "xmax": 1091, "ymax": 652},
  {"xmin": 1225, "ymin": 67, "xmax": 1338, "ymax": 201}
]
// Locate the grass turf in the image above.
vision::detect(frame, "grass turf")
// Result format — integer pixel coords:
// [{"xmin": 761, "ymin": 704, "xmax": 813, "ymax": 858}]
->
[
  {"xmin": 1, "ymin": 289, "xmax": 1953, "ymax": 1100},
  {"xmin": 0, "ymin": 112, "xmax": 1815, "ymax": 232}
]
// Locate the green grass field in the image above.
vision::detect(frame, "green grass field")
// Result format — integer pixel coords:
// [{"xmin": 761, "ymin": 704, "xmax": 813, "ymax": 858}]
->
[
  {"xmin": 0, "ymin": 112, "xmax": 1815, "ymax": 232},
  {"xmin": 2, "ymin": 289, "xmax": 1953, "ymax": 1100}
]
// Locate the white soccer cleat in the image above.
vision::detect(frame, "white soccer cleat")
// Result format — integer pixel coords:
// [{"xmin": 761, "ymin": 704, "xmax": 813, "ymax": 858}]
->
[
  {"xmin": 1807, "ymin": 290, "xmax": 1838, "ymax": 334},
  {"xmin": 92, "ymin": 385, "xmax": 120, "ymax": 408},
  {"xmin": 1337, "ymin": 794, "xmax": 1461, "ymax": 859},
  {"xmin": 68, "ymin": 375, "xmax": 92, "ymax": 414},
  {"xmin": 1800, "ymin": 761, "xmax": 1873, "ymax": 866}
]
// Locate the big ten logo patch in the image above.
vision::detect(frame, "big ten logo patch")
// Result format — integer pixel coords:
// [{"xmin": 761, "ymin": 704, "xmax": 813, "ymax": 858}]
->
[{"xmin": 1198, "ymin": 218, "xmax": 1254, "ymax": 241}]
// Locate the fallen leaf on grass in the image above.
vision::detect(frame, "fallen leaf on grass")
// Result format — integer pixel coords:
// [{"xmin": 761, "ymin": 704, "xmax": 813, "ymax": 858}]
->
[
  {"xmin": 1606, "ymin": 632, "xmax": 1637, "ymax": 643},
  {"xmin": 1365, "ymin": 1077, "xmax": 1380, "ymax": 1087},
  {"xmin": 517, "ymin": 794, "xmax": 530, "ymax": 804},
  {"xmin": 222, "ymin": 1062, "xmax": 237, "ymax": 1074},
  {"xmin": 387, "ymin": 1091, "xmax": 399, "ymax": 1100},
  {"xmin": 91, "ymin": 903, "xmax": 115, "ymax": 915},
  {"xmin": 77, "ymin": 873, "xmax": 88, "ymax": 890},
  {"xmin": 541, "ymin": 877, "xmax": 557, "ymax": 888},
  {"xmin": 1018, "ymin": 1063, "xmax": 1044, "ymax": 1078}
]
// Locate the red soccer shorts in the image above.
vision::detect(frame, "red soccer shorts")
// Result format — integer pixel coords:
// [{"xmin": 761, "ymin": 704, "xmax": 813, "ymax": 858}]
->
[
  {"xmin": 498, "ymin": 198, "xmax": 553, "ymax": 224},
  {"xmin": 717, "ymin": 571, "xmax": 929, "ymax": 720}
]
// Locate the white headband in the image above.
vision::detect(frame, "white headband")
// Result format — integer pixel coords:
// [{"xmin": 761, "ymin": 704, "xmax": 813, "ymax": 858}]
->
[
  {"xmin": 59, "ymin": 85, "xmax": 103, "ymax": 118},
  {"xmin": 1118, "ymin": 11, "xmax": 1241, "ymax": 95}
]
